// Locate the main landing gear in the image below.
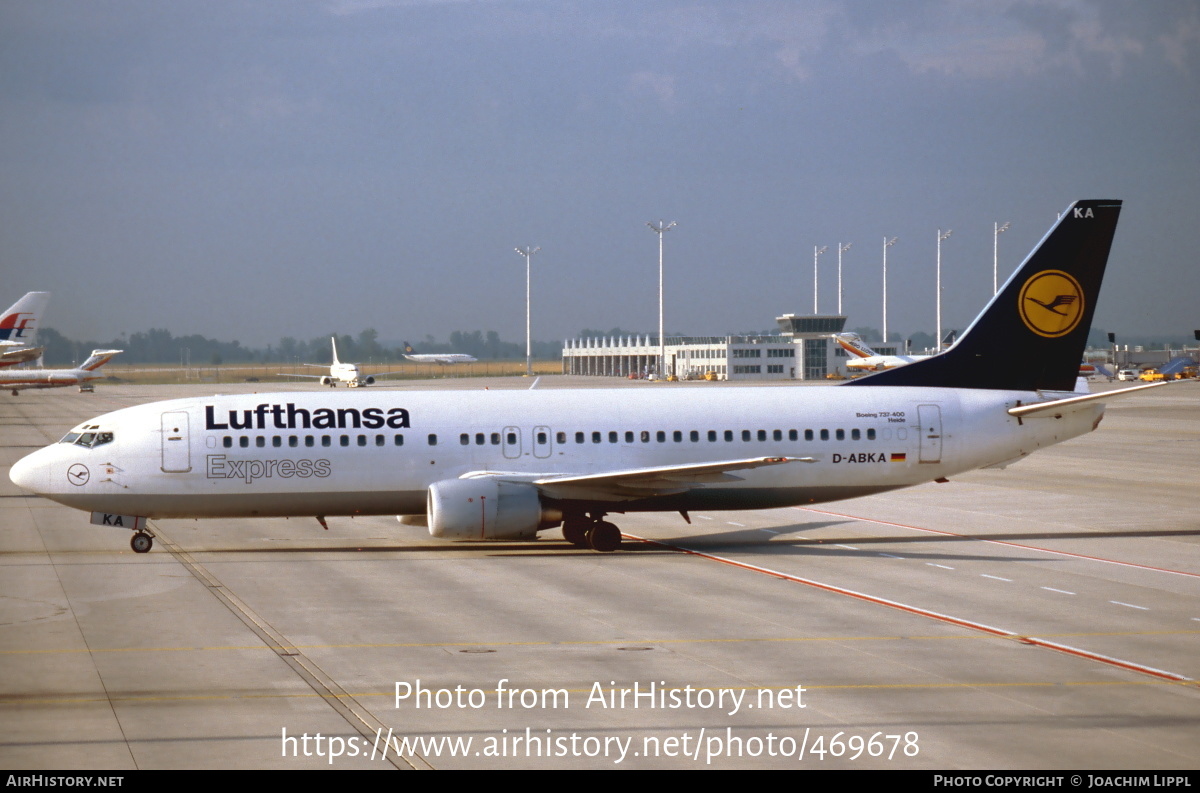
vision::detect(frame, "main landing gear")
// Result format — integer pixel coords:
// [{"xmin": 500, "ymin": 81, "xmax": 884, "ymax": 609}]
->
[
  {"xmin": 130, "ymin": 529, "xmax": 155, "ymax": 553},
  {"xmin": 561, "ymin": 514, "xmax": 622, "ymax": 553}
]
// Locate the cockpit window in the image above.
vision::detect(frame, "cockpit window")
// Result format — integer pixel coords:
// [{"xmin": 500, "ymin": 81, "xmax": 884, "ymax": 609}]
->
[{"xmin": 62, "ymin": 431, "xmax": 114, "ymax": 449}]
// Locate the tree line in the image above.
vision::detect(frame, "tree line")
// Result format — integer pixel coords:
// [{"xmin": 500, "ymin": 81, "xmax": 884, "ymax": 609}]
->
[{"xmin": 33, "ymin": 327, "xmax": 563, "ymax": 367}]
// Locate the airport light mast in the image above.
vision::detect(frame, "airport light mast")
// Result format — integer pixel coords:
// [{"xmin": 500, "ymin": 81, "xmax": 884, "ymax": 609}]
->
[
  {"xmin": 882, "ymin": 237, "xmax": 897, "ymax": 344},
  {"xmin": 993, "ymin": 221, "xmax": 1010, "ymax": 295},
  {"xmin": 813, "ymin": 246, "xmax": 828, "ymax": 313},
  {"xmin": 514, "ymin": 246, "xmax": 540, "ymax": 376},
  {"xmin": 647, "ymin": 220, "xmax": 676, "ymax": 379},
  {"xmin": 837, "ymin": 242, "xmax": 852, "ymax": 315},
  {"xmin": 936, "ymin": 228, "xmax": 953, "ymax": 350}
]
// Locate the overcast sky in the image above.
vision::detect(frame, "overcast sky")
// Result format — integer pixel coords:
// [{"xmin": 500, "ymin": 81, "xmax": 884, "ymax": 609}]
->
[{"xmin": 2, "ymin": 1, "xmax": 1197, "ymax": 348}]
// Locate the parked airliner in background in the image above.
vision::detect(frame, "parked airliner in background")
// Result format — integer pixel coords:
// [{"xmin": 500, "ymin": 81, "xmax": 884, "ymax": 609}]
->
[
  {"xmin": 11, "ymin": 200, "xmax": 1180, "ymax": 555},
  {"xmin": 0, "ymin": 291, "xmax": 50, "ymax": 368},
  {"xmin": 3, "ymin": 349, "xmax": 123, "ymax": 395},
  {"xmin": 283, "ymin": 337, "xmax": 404, "ymax": 387},
  {"xmin": 834, "ymin": 332, "xmax": 931, "ymax": 372},
  {"xmin": 402, "ymin": 342, "xmax": 477, "ymax": 364}
]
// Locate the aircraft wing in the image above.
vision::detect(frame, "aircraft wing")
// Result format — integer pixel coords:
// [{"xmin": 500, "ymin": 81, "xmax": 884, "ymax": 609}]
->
[{"xmin": 466, "ymin": 456, "xmax": 814, "ymax": 501}]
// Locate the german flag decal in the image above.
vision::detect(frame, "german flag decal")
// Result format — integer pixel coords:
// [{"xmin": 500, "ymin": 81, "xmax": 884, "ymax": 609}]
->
[{"xmin": 890, "ymin": 452, "xmax": 907, "ymax": 462}]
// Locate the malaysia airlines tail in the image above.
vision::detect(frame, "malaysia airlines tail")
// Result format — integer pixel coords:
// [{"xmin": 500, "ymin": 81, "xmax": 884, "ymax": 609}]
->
[
  {"xmin": 848, "ymin": 200, "xmax": 1122, "ymax": 392},
  {"xmin": 0, "ymin": 291, "xmax": 50, "ymax": 347}
]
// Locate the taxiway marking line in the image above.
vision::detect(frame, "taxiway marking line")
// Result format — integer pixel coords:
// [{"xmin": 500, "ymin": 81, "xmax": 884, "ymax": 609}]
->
[{"xmin": 622, "ymin": 533, "xmax": 1194, "ymax": 685}]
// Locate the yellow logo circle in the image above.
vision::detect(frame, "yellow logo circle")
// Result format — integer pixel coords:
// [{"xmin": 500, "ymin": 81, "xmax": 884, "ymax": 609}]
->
[{"xmin": 1018, "ymin": 270, "xmax": 1085, "ymax": 338}]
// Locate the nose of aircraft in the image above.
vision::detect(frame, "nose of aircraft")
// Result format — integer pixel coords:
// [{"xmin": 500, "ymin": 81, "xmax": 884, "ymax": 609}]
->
[{"xmin": 9, "ymin": 447, "xmax": 49, "ymax": 495}]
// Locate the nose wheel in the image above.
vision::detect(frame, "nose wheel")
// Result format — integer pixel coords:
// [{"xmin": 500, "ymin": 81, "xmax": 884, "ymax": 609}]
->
[{"xmin": 130, "ymin": 531, "xmax": 154, "ymax": 554}]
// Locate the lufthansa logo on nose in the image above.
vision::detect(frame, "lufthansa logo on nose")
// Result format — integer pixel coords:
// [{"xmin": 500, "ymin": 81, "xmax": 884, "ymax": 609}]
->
[
  {"xmin": 1018, "ymin": 269, "xmax": 1085, "ymax": 338},
  {"xmin": 67, "ymin": 463, "xmax": 90, "ymax": 486}
]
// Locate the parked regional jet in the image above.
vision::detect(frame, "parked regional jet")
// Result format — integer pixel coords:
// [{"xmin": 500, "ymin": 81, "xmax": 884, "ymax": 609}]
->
[
  {"xmin": 2, "ymin": 349, "xmax": 123, "ymax": 395},
  {"xmin": 834, "ymin": 332, "xmax": 931, "ymax": 372},
  {"xmin": 11, "ymin": 200, "xmax": 1178, "ymax": 555},
  {"xmin": 0, "ymin": 291, "xmax": 50, "ymax": 368},
  {"xmin": 402, "ymin": 342, "xmax": 477, "ymax": 364},
  {"xmin": 284, "ymin": 337, "xmax": 404, "ymax": 387}
]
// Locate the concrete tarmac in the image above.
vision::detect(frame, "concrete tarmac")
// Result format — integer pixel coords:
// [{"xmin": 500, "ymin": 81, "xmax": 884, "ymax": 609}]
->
[{"xmin": 1, "ymin": 377, "xmax": 1197, "ymax": 769}]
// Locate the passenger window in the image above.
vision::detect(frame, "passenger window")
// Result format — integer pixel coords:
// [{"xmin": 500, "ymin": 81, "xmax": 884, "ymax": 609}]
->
[
  {"xmin": 539, "ymin": 432, "xmax": 549, "ymax": 445},
  {"xmin": 394, "ymin": 434, "xmax": 404, "ymax": 446},
  {"xmin": 491, "ymin": 433, "xmax": 501, "ymax": 445},
  {"xmin": 376, "ymin": 434, "xmax": 385, "ymax": 447},
  {"xmin": 608, "ymin": 431, "xmax": 617, "ymax": 443},
  {"xmin": 272, "ymin": 436, "xmax": 282, "ymax": 447},
  {"xmin": 223, "ymin": 437, "xmax": 233, "ymax": 448},
  {"xmin": 321, "ymin": 435, "xmax": 331, "ymax": 447},
  {"xmin": 757, "ymin": 430, "xmax": 766, "ymax": 441},
  {"xmin": 476, "ymin": 433, "xmax": 485, "ymax": 445},
  {"xmin": 836, "ymin": 429, "xmax": 845, "ymax": 441},
  {"xmin": 708, "ymin": 430, "xmax": 717, "ymax": 442},
  {"xmin": 289, "ymin": 436, "xmax": 298, "ymax": 448},
  {"xmin": 724, "ymin": 430, "xmax": 733, "ymax": 442},
  {"xmin": 428, "ymin": 434, "xmax": 438, "ymax": 446},
  {"xmin": 789, "ymin": 429, "xmax": 798, "ymax": 441},
  {"xmin": 460, "ymin": 434, "xmax": 470, "ymax": 446},
  {"xmin": 592, "ymin": 432, "xmax": 601, "ymax": 444},
  {"xmin": 690, "ymin": 430, "xmax": 699, "ymax": 442},
  {"xmin": 656, "ymin": 431, "xmax": 666, "ymax": 443},
  {"xmin": 256, "ymin": 436, "xmax": 265, "ymax": 448},
  {"xmin": 625, "ymin": 431, "xmax": 634, "ymax": 443},
  {"xmin": 673, "ymin": 431, "xmax": 682, "ymax": 442},
  {"xmin": 357, "ymin": 435, "xmax": 367, "ymax": 447},
  {"xmin": 867, "ymin": 428, "xmax": 876, "ymax": 440},
  {"xmin": 820, "ymin": 429, "xmax": 830, "ymax": 441},
  {"xmin": 556, "ymin": 432, "xmax": 566, "ymax": 444},
  {"xmin": 804, "ymin": 429, "xmax": 814, "ymax": 441},
  {"xmin": 575, "ymin": 432, "xmax": 584, "ymax": 444},
  {"xmin": 240, "ymin": 437, "xmax": 250, "ymax": 448},
  {"xmin": 508, "ymin": 432, "xmax": 518, "ymax": 445},
  {"xmin": 306, "ymin": 435, "xmax": 315, "ymax": 447},
  {"xmin": 340, "ymin": 435, "xmax": 350, "ymax": 447},
  {"xmin": 851, "ymin": 429, "xmax": 861, "ymax": 440},
  {"xmin": 641, "ymin": 431, "xmax": 650, "ymax": 443},
  {"xmin": 742, "ymin": 430, "xmax": 751, "ymax": 442}
]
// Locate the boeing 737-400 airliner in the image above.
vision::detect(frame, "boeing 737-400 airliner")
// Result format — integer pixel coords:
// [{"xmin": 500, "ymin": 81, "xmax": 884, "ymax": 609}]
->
[{"xmin": 10, "ymin": 200, "xmax": 1180, "ymax": 553}]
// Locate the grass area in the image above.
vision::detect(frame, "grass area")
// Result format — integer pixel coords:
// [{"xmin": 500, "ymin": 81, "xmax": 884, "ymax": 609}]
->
[{"xmin": 98, "ymin": 359, "xmax": 564, "ymax": 385}]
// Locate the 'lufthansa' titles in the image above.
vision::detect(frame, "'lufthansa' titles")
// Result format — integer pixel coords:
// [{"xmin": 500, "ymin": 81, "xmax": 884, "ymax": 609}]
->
[{"xmin": 205, "ymin": 403, "xmax": 411, "ymax": 431}]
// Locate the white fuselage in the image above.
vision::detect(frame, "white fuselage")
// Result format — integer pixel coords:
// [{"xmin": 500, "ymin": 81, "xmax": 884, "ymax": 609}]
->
[
  {"xmin": 403, "ymin": 354, "xmax": 477, "ymax": 364},
  {"xmin": 10, "ymin": 384, "xmax": 1099, "ymax": 523},
  {"xmin": 845, "ymin": 354, "xmax": 928, "ymax": 372},
  {"xmin": 1, "ymin": 365, "xmax": 107, "ymax": 391}
]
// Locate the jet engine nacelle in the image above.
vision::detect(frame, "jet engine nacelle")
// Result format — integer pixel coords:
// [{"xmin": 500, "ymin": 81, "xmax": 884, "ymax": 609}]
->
[
  {"xmin": 427, "ymin": 478, "xmax": 559, "ymax": 540},
  {"xmin": 364, "ymin": 376, "xmax": 375, "ymax": 385},
  {"xmin": 320, "ymin": 376, "xmax": 334, "ymax": 386}
]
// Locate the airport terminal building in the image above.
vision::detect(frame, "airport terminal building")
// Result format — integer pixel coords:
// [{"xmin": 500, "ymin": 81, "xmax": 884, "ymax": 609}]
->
[{"xmin": 561, "ymin": 314, "xmax": 897, "ymax": 381}]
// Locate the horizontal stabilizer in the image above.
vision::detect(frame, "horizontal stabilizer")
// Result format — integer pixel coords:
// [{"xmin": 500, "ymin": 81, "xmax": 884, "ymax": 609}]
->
[{"xmin": 1008, "ymin": 380, "xmax": 1179, "ymax": 418}]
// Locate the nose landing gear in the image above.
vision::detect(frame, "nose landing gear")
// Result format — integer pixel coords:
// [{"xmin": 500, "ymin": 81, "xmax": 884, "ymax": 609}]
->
[{"xmin": 130, "ymin": 530, "xmax": 154, "ymax": 553}]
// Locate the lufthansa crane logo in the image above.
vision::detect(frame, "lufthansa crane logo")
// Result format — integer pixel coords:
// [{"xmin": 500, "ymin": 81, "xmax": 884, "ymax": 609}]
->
[
  {"xmin": 1018, "ymin": 269, "xmax": 1085, "ymax": 338},
  {"xmin": 67, "ymin": 464, "xmax": 90, "ymax": 486}
]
